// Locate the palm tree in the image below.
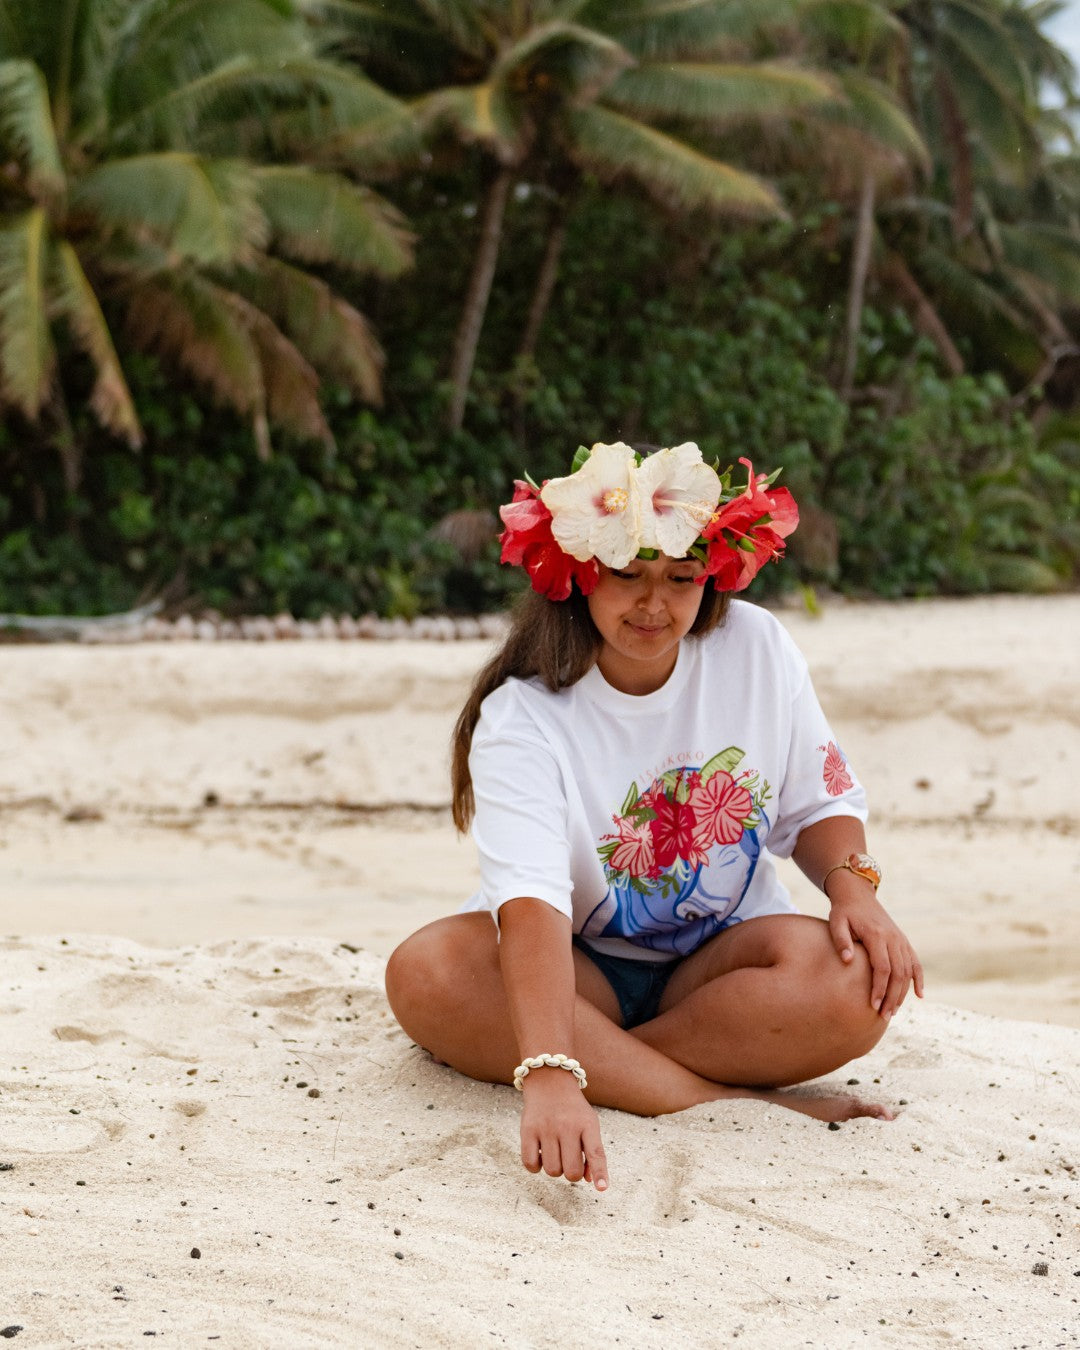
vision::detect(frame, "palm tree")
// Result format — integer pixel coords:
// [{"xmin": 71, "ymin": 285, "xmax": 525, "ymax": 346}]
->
[
  {"xmin": 765, "ymin": 0, "xmax": 1079, "ymax": 387},
  {"xmin": 899, "ymin": 0, "xmax": 1054, "ymax": 238},
  {"xmin": 307, "ymin": 0, "xmax": 865, "ymax": 430},
  {"xmin": 873, "ymin": 0, "xmax": 1080, "ymax": 380},
  {"xmin": 0, "ymin": 0, "xmax": 414, "ymax": 488}
]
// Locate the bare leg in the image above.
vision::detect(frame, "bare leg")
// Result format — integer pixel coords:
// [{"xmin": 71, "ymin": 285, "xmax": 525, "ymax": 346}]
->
[
  {"xmin": 385, "ymin": 914, "xmax": 891, "ymax": 1122},
  {"xmin": 637, "ymin": 913, "xmax": 889, "ymax": 1087}
]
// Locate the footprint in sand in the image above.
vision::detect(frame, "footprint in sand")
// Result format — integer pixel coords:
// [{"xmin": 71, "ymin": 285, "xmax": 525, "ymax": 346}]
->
[
  {"xmin": 53, "ymin": 1025, "xmax": 109, "ymax": 1044},
  {"xmin": 888, "ymin": 1047, "xmax": 944, "ymax": 1070}
]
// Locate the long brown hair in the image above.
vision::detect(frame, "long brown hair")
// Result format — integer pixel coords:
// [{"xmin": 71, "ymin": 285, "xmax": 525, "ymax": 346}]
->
[{"xmin": 450, "ymin": 581, "xmax": 731, "ymax": 831}]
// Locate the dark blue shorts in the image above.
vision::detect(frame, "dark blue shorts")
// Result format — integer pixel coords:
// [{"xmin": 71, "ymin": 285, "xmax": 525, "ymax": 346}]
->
[{"xmin": 573, "ymin": 937, "xmax": 679, "ymax": 1029}]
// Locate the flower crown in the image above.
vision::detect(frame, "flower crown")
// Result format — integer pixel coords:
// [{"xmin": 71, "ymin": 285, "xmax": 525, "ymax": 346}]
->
[{"xmin": 498, "ymin": 441, "xmax": 799, "ymax": 601}]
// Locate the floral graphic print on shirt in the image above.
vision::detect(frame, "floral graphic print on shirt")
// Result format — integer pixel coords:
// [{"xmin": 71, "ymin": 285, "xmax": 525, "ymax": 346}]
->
[{"xmin": 581, "ymin": 748, "xmax": 772, "ymax": 956}]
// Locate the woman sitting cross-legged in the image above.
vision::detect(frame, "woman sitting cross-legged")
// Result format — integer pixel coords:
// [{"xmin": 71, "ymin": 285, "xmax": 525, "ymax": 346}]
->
[{"xmin": 386, "ymin": 440, "xmax": 923, "ymax": 1193}]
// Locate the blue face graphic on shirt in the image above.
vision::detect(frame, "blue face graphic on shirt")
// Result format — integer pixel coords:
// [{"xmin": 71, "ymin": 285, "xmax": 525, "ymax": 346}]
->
[{"xmin": 581, "ymin": 755, "xmax": 772, "ymax": 956}]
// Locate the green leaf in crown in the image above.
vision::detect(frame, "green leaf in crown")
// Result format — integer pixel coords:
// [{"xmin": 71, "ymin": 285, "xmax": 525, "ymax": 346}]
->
[{"xmin": 570, "ymin": 444, "xmax": 591, "ymax": 473}]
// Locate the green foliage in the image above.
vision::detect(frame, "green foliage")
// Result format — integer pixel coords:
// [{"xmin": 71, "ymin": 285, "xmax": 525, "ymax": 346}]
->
[
  {"xmin": 0, "ymin": 0, "xmax": 412, "ymax": 460},
  {"xmin": 833, "ymin": 361, "xmax": 1073, "ymax": 595},
  {"xmin": 3, "ymin": 185, "xmax": 1073, "ymax": 615}
]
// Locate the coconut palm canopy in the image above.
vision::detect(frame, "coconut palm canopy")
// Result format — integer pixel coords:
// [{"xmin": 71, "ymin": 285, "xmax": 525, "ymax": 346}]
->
[
  {"xmin": 0, "ymin": 0, "xmax": 415, "ymax": 478},
  {"xmin": 305, "ymin": 0, "xmax": 927, "ymax": 427},
  {"xmin": 883, "ymin": 0, "xmax": 1080, "ymax": 376}
]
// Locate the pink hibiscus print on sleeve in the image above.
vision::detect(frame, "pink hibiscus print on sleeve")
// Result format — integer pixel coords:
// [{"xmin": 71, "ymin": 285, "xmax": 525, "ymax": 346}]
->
[
  {"xmin": 688, "ymin": 771, "xmax": 754, "ymax": 850},
  {"xmin": 820, "ymin": 741, "xmax": 854, "ymax": 796}
]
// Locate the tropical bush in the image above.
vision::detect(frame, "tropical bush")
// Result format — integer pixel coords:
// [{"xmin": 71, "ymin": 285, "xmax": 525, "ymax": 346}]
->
[{"xmin": 4, "ymin": 186, "xmax": 1072, "ymax": 617}]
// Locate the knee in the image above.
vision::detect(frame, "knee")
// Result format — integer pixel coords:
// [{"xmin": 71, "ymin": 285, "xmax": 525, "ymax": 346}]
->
[
  {"xmin": 385, "ymin": 929, "xmax": 442, "ymax": 1029},
  {"xmin": 818, "ymin": 943, "xmax": 887, "ymax": 1052},
  {"xmin": 384, "ymin": 920, "xmax": 480, "ymax": 1040}
]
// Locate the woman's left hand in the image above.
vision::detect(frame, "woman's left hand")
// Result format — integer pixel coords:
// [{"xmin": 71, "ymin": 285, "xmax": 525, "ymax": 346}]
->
[{"xmin": 828, "ymin": 887, "xmax": 925, "ymax": 1019}]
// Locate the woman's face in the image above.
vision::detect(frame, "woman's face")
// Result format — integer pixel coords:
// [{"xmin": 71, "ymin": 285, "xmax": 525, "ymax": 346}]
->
[{"xmin": 586, "ymin": 554, "xmax": 707, "ymax": 695}]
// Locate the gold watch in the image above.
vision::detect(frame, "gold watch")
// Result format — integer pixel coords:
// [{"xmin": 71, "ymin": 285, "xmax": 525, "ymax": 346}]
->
[{"xmin": 823, "ymin": 851, "xmax": 881, "ymax": 892}]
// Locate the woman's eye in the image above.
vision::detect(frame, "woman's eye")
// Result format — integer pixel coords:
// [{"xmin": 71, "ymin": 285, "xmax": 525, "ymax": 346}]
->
[{"xmin": 612, "ymin": 570, "xmax": 639, "ymax": 580}]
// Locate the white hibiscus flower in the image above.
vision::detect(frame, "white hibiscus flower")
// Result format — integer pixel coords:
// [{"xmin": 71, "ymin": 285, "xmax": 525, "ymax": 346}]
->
[
  {"xmin": 540, "ymin": 441, "xmax": 641, "ymax": 568},
  {"xmin": 636, "ymin": 442, "xmax": 722, "ymax": 558}
]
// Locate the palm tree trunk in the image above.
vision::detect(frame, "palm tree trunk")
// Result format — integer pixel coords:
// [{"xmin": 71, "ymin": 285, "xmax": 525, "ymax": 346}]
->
[
  {"xmin": 841, "ymin": 170, "xmax": 876, "ymax": 400},
  {"xmin": 446, "ymin": 166, "xmax": 514, "ymax": 432},
  {"xmin": 517, "ymin": 206, "xmax": 570, "ymax": 365},
  {"xmin": 935, "ymin": 70, "xmax": 974, "ymax": 240},
  {"xmin": 880, "ymin": 252, "xmax": 964, "ymax": 375},
  {"xmin": 50, "ymin": 392, "xmax": 82, "ymax": 496}
]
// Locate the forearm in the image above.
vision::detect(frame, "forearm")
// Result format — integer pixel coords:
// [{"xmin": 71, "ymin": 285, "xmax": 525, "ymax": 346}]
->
[
  {"xmin": 791, "ymin": 815, "xmax": 872, "ymax": 896},
  {"xmin": 497, "ymin": 897, "xmax": 577, "ymax": 1060}
]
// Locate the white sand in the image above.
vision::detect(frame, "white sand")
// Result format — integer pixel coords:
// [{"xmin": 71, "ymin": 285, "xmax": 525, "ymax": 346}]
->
[{"xmin": 2, "ymin": 595, "xmax": 1079, "ymax": 1346}]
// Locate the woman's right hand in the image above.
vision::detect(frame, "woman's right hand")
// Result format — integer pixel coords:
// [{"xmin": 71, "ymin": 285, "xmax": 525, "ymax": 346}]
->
[{"xmin": 520, "ymin": 1069, "xmax": 608, "ymax": 1191}]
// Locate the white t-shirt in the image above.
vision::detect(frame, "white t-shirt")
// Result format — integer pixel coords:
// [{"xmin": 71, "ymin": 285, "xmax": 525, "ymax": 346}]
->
[{"xmin": 463, "ymin": 600, "xmax": 867, "ymax": 961}]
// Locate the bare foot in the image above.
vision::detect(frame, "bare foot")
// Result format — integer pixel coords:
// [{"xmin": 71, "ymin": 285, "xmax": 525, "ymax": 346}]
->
[{"xmin": 756, "ymin": 1089, "xmax": 895, "ymax": 1123}]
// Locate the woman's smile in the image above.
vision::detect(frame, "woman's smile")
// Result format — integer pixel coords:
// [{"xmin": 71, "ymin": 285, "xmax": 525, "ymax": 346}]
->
[{"xmin": 587, "ymin": 555, "xmax": 707, "ymax": 694}]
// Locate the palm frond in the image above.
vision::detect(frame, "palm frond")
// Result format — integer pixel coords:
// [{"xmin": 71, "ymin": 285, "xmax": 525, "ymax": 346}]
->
[
  {"xmin": 812, "ymin": 70, "xmax": 930, "ymax": 172},
  {"xmin": 0, "ymin": 59, "xmax": 65, "ymax": 202},
  {"xmin": 112, "ymin": 50, "xmax": 403, "ymax": 154},
  {"xmin": 51, "ymin": 239, "xmax": 142, "ymax": 446},
  {"xmin": 298, "ymin": 0, "xmax": 469, "ymax": 80},
  {"xmin": 998, "ymin": 221, "xmax": 1080, "ymax": 302},
  {"xmin": 110, "ymin": 0, "xmax": 316, "ymax": 120},
  {"xmin": 798, "ymin": 0, "xmax": 908, "ymax": 64},
  {"xmin": 316, "ymin": 102, "xmax": 426, "ymax": 174},
  {"xmin": 240, "ymin": 295, "xmax": 333, "ymax": 447},
  {"xmin": 0, "ymin": 206, "xmax": 53, "ymax": 417},
  {"xmin": 72, "ymin": 154, "xmax": 267, "ymax": 267},
  {"xmin": 1002, "ymin": 1, "xmax": 1076, "ymax": 93},
  {"xmin": 935, "ymin": 32, "xmax": 1039, "ymax": 176},
  {"xmin": 916, "ymin": 242, "xmax": 1030, "ymax": 329},
  {"xmin": 254, "ymin": 166, "xmax": 412, "ymax": 277},
  {"xmin": 605, "ymin": 61, "xmax": 840, "ymax": 124},
  {"xmin": 492, "ymin": 22, "xmax": 632, "ymax": 104},
  {"xmin": 938, "ymin": 0, "xmax": 1032, "ymax": 103},
  {"xmin": 123, "ymin": 269, "xmax": 269, "ymax": 451},
  {"xmin": 410, "ymin": 0, "xmax": 490, "ymax": 59},
  {"xmin": 575, "ymin": 0, "xmax": 772, "ymax": 60},
  {"xmin": 566, "ymin": 104, "xmax": 782, "ymax": 216},
  {"xmin": 65, "ymin": 0, "xmax": 135, "ymax": 142},
  {"xmin": 230, "ymin": 255, "xmax": 384, "ymax": 403},
  {"xmin": 412, "ymin": 82, "xmax": 521, "ymax": 155}
]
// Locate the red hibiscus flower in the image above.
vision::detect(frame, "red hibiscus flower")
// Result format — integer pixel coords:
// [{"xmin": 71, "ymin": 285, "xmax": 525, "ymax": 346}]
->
[
  {"xmin": 821, "ymin": 741, "xmax": 854, "ymax": 796},
  {"xmin": 498, "ymin": 480, "xmax": 598, "ymax": 601},
  {"xmin": 688, "ymin": 771, "xmax": 754, "ymax": 850},
  {"xmin": 608, "ymin": 818, "xmax": 655, "ymax": 878},
  {"xmin": 700, "ymin": 459, "xmax": 800, "ymax": 592},
  {"xmin": 648, "ymin": 793, "xmax": 698, "ymax": 871}
]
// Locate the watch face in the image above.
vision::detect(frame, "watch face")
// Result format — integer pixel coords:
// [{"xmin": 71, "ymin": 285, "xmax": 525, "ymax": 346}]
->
[{"xmin": 849, "ymin": 852, "xmax": 881, "ymax": 883}]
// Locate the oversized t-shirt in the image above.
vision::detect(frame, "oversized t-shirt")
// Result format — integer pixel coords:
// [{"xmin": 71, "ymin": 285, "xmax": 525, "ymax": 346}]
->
[{"xmin": 462, "ymin": 600, "xmax": 867, "ymax": 961}]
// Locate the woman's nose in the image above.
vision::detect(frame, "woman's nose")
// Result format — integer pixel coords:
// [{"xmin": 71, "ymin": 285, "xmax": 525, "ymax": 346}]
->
[{"xmin": 638, "ymin": 581, "xmax": 664, "ymax": 613}]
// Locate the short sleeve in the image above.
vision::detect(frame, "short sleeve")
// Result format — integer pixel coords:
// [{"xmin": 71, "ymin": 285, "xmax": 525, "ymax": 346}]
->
[
  {"xmin": 767, "ymin": 666, "xmax": 868, "ymax": 858},
  {"xmin": 469, "ymin": 714, "xmax": 574, "ymax": 924}
]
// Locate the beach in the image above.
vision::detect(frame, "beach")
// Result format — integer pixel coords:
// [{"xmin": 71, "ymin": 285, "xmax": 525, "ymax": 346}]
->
[{"xmin": 2, "ymin": 593, "xmax": 1078, "ymax": 1347}]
